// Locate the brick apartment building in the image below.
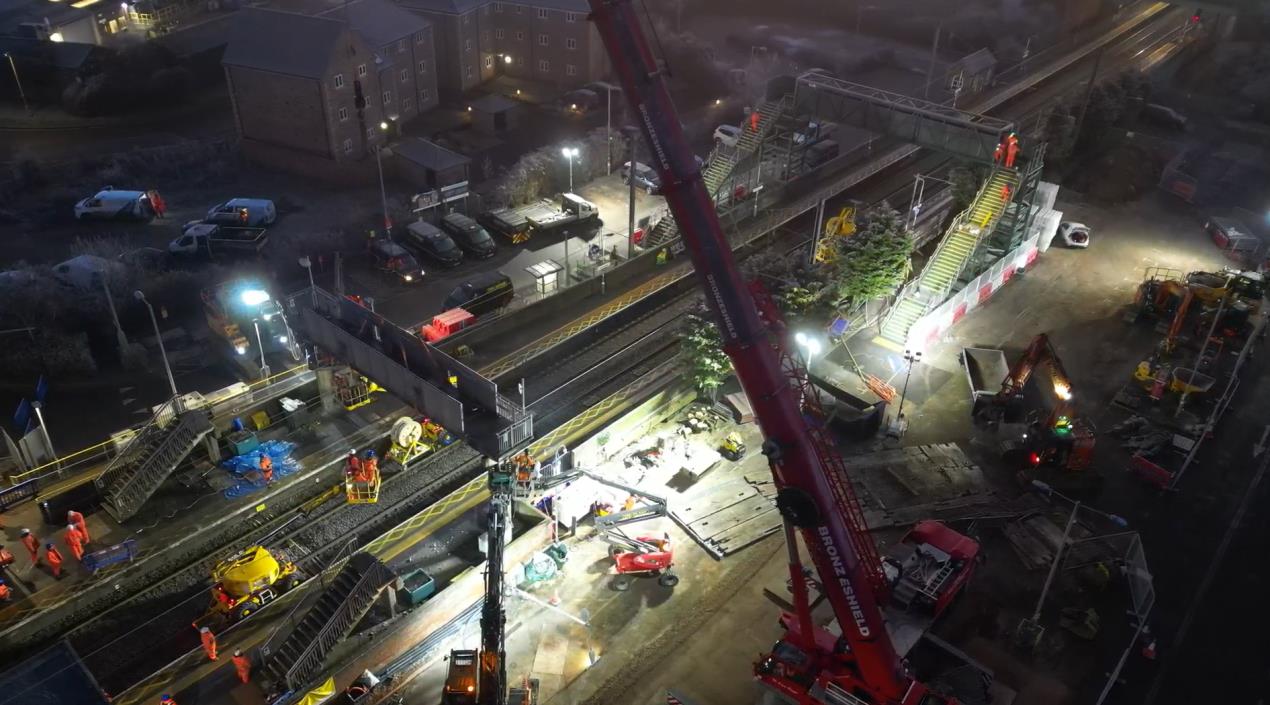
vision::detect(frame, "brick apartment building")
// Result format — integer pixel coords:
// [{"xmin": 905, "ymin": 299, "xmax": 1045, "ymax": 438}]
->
[
  {"xmin": 222, "ymin": 0, "xmax": 439, "ymax": 176},
  {"xmin": 398, "ymin": 0, "xmax": 606, "ymax": 100}
]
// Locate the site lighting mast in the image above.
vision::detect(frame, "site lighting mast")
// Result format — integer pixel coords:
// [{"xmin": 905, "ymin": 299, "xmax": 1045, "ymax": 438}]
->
[{"xmin": 561, "ymin": 146, "xmax": 579, "ymax": 192}]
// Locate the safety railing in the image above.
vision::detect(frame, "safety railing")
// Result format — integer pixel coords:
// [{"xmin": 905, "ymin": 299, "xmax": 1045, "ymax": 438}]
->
[{"xmin": 99, "ymin": 410, "xmax": 214, "ymax": 522}]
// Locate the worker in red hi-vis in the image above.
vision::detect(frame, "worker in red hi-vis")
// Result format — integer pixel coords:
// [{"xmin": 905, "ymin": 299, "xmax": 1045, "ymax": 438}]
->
[
  {"xmin": 749, "ymin": 111, "xmax": 760, "ymax": 132},
  {"xmin": 19, "ymin": 529, "xmax": 40, "ymax": 565},
  {"xmin": 993, "ymin": 142, "xmax": 1003, "ymax": 164},
  {"xmin": 1005, "ymin": 133, "xmax": 1020, "ymax": 168},
  {"xmin": 45, "ymin": 543, "xmax": 64, "ymax": 578},
  {"xmin": 0, "ymin": 579, "xmax": 11, "ymax": 601},
  {"xmin": 258, "ymin": 454, "xmax": 274, "ymax": 485},
  {"xmin": 1000, "ymin": 183, "xmax": 1012, "ymax": 203},
  {"xmin": 345, "ymin": 450, "xmax": 361, "ymax": 480},
  {"xmin": 232, "ymin": 650, "xmax": 251, "ymax": 683},
  {"xmin": 199, "ymin": 626, "xmax": 218, "ymax": 661},
  {"xmin": 64, "ymin": 525, "xmax": 85, "ymax": 562},
  {"xmin": 67, "ymin": 510, "xmax": 89, "ymax": 543},
  {"xmin": 160, "ymin": 695, "xmax": 178, "ymax": 705}
]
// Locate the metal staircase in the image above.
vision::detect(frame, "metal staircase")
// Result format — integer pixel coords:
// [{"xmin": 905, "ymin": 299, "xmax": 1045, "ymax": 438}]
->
[
  {"xmin": 95, "ymin": 408, "xmax": 214, "ymax": 522},
  {"xmin": 876, "ymin": 167, "xmax": 1020, "ymax": 348},
  {"xmin": 644, "ymin": 97, "xmax": 790, "ymax": 249},
  {"xmin": 262, "ymin": 552, "xmax": 395, "ymax": 693}
]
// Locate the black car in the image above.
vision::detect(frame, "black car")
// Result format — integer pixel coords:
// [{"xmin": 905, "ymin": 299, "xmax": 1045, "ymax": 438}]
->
[
  {"xmin": 440, "ymin": 213, "xmax": 496, "ymax": 259},
  {"xmin": 402, "ymin": 221, "xmax": 462, "ymax": 267},
  {"xmin": 369, "ymin": 238, "xmax": 424, "ymax": 283}
]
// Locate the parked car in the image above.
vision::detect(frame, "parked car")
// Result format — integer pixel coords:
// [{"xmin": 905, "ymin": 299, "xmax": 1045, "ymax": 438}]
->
[
  {"xmin": 74, "ymin": 188, "xmax": 155, "ymax": 221},
  {"xmin": 206, "ymin": 198, "xmax": 277, "ymax": 226},
  {"xmin": 402, "ymin": 221, "xmax": 463, "ymax": 267},
  {"xmin": 443, "ymin": 271, "xmax": 514, "ymax": 315},
  {"xmin": 1057, "ymin": 222, "xmax": 1091, "ymax": 248},
  {"xmin": 1141, "ymin": 104, "xmax": 1188, "ymax": 131},
  {"xmin": 52, "ymin": 255, "xmax": 126, "ymax": 290},
  {"xmin": 713, "ymin": 124, "xmax": 742, "ymax": 148},
  {"xmin": 439, "ymin": 213, "xmax": 496, "ymax": 259},
  {"xmin": 622, "ymin": 161, "xmax": 660, "ymax": 194},
  {"xmin": 369, "ymin": 239, "xmax": 425, "ymax": 283},
  {"xmin": 793, "ymin": 121, "xmax": 835, "ymax": 145},
  {"xmin": 560, "ymin": 89, "xmax": 601, "ymax": 115}
]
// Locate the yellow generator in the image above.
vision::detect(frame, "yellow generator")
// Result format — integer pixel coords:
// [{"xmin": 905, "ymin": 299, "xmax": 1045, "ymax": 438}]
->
[
  {"xmin": 195, "ymin": 546, "xmax": 304, "ymax": 627},
  {"xmin": 387, "ymin": 417, "xmax": 433, "ymax": 467}
]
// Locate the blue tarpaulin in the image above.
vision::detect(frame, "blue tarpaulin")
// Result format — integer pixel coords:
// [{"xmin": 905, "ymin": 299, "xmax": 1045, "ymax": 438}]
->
[{"xmin": 221, "ymin": 440, "xmax": 302, "ymax": 499}]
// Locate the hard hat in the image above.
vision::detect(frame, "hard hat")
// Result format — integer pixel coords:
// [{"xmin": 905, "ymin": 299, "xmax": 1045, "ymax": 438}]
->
[
  {"xmin": 364, "ymin": 449, "xmax": 376, "ymax": 458},
  {"xmin": 349, "ymin": 449, "xmax": 357, "ymax": 456},
  {"xmin": 199, "ymin": 626, "xmax": 210, "ymax": 633},
  {"xmin": 68, "ymin": 525, "xmax": 76, "ymax": 531},
  {"xmin": 0, "ymin": 579, "xmax": 6, "ymax": 585},
  {"xmin": 19, "ymin": 529, "xmax": 29, "ymax": 536},
  {"xmin": 161, "ymin": 696, "xmax": 174, "ymax": 703},
  {"xmin": 45, "ymin": 543, "xmax": 53, "ymax": 549},
  {"xmin": 234, "ymin": 649, "xmax": 242, "ymax": 656}
]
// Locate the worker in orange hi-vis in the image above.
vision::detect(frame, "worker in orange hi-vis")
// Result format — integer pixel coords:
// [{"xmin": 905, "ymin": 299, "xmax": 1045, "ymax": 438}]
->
[
  {"xmin": 345, "ymin": 451, "xmax": 361, "ymax": 480},
  {"xmin": 232, "ymin": 650, "xmax": 251, "ymax": 684},
  {"xmin": 1005, "ymin": 133, "xmax": 1020, "ymax": 168},
  {"xmin": 749, "ymin": 111, "xmax": 760, "ymax": 133},
  {"xmin": 1000, "ymin": 183, "xmax": 1012, "ymax": 203},
  {"xmin": 19, "ymin": 529, "xmax": 40, "ymax": 565},
  {"xmin": 258, "ymin": 454, "xmax": 274, "ymax": 485},
  {"xmin": 45, "ymin": 543, "xmax": 64, "ymax": 578},
  {"xmin": 0, "ymin": 578, "xmax": 11, "ymax": 601},
  {"xmin": 360, "ymin": 451, "xmax": 378, "ymax": 483},
  {"xmin": 159, "ymin": 695, "xmax": 178, "ymax": 705},
  {"xmin": 993, "ymin": 142, "xmax": 1003, "ymax": 164},
  {"xmin": 199, "ymin": 626, "xmax": 218, "ymax": 661},
  {"xmin": 64, "ymin": 525, "xmax": 85, "ymax": 562},
  {"xmin": 67, "ymin": 510, "xmax": 89, "ymax": 543}
]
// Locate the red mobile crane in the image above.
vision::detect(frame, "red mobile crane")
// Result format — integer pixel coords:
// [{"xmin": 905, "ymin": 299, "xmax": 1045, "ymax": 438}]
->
[{"xmin": 587, "ymin": 2, "xmax": 979, "ymax": 703}]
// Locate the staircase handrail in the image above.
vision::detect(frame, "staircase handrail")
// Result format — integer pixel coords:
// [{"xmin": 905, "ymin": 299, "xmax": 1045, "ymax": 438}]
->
[
  {"xmin": 260, "ymin": 537, "xmax": 358, "ymax": 661},
  {"xmin": 283, "ymin": 555, "xmax": 393, "ymax": 690},
  {"xmin": 108, "ymin": 410, "xmax": 208, "ymax": 499},
  {"xmin": 93, "ymin": 398, "xmax": 178, "ymax": 491}
]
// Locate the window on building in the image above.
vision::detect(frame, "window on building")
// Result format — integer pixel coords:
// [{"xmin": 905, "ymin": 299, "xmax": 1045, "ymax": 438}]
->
[
  {"xmin": 465, "ymin": 39, "xmax": 472, "ymax": 52},
  {"xmin": 537, "ymin": 7, "xmax": 547, "ymax": 18},
  {"xmin": 494, "ymin": 1, "xmax": 502, "ymax": 11},
  {"xmin": 338, "ymin": 106, "xmax": 349, "ymax": 121},
  {"xmin": 357, "ymin": 64, "xmax": 367, "ymax": 77},
  {"xmin": 467, "ymin": 65, "xmax": 475, "ymax": 78},
  {"xmin": 367, "ymin": 126, "xmax": 375, "ymax": 139},
  {"xmin": 566, "ymin": 37, "xmax": 576, "ymax": 50},
  {"xmin": 397, "ymin": 39, "xmax": 406, "ymax": 53},
  {"xmin": 422, "ymin": 88, "xmax": 431, "ymax": 101},
  {"xmin": 515, "ymin": 5, "xmax": 522, "ymax": 13},
  {"xmin": 418, "ymin": 60, "xmax": 428, "ymax": 73},
  {"xmin": 538, "ymin": 59, "xmax": 549, "ymax": 72},
  {"xmin": 515, "ymin": 30, "xmax": 524, "ymax": 40},
  {"xmin": 484, "ymin": 56, "xmax": 493, "ymax": 69},
  {"xmin": 538, "ymin": 34, "xmax": 548, "ymax": 46},
  {"xmin": 333, "ymin": 73, "xmax": 345, "ymax": 89},
  {"xmin": 463, "ymin": 12, "xmax": 470, "ymax": 24},
  {"xmin": 495, "ymin": 28, "xmax": 504, "ymax": 39},
  {"xmin": 566, "ymin": 64, "xmax": 577, "ymax": 76},
  {"xmin": 343, "ymin": 138, "xmax": 353, "ymax": 154},
  {"xmin": 566, "ymin": 11, "xmax": 577, "ymax": 22},
  {"xmin": 404, "ymin": 96, "xmax": 413, "ymax": 110},
  {"xmin": 415, "ymin": 30, "xmax": 426, "ymax": 43},
  {"xmin": 400, "ymin": 68, "xmax": 409, "ymax": 82},
  {"xmin": 382, "ymin": 89, "xmax": 392, "ymax": 104}
]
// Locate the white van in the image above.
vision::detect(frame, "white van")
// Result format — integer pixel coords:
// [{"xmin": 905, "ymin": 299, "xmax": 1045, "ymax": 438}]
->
[
  {"xmin": 74, "ymin": 188, "xmax": 155, "ymax": 221},
  {"xmin": 206, "ymin": 198, "xmax": 277, "ymax": 227}
]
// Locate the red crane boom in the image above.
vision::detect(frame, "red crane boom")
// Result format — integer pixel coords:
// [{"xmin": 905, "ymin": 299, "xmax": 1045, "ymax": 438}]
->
[{"xmin": 586, "ymin": 2, "xmax": 962, "ymax": 702}]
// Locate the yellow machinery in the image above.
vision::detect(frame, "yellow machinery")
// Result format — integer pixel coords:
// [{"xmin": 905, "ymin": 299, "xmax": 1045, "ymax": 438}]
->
[
  {"xmin": 720, "ymin": 432, "xmax": 746, "ymax": 461},
  {"xmin": 333, "ymin": 368, "xmax": 384, "ymax": 411},
  {"xmin": 420, "ymin": 418, "xmax": 455, "ymax": 446},
  {"xmin": 814, "ymin": 206, "xmax": 856, "ymax": 263},
  {"xmin": 387, "ymin": 417, "xmax": 433, "ymax": 467},
  {"xmin": 195, "ymin": 546, "xmax": 304, "ymax": 626},
  {"xmin": 1186, "ymin": 270, "xmax": 1265, "ymax": 314}
]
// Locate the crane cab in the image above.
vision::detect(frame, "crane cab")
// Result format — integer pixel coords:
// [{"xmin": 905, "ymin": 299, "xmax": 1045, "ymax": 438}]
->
[
  {"xmin": 443, "ymin": 649, "xmax": 479, "ymax": 705},
  {"xmin": 884, "ymin": 520, "xmax": 980, "ymax": 618}
]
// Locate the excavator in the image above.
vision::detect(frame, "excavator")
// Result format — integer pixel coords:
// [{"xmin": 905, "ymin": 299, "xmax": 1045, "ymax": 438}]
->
[
  {"xmin": 588, "ymin": 2, "xmax": 983, "ymax": 703},
  {"xmin": 991, "ymin": 334, "xmax": 1095, "ymax": 475}
]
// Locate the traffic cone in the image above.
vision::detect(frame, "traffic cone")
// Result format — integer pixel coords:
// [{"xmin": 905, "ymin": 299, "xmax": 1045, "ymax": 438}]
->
[{"xmin": 1141, "ymin": 639, "xmax": 1157, "ymax": 660}]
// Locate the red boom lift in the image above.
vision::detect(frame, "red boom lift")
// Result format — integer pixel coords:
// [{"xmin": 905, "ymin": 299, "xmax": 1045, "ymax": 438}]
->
[{"xmin": 587, "ymin": 2, "xmax": 982, "ymax": 703}]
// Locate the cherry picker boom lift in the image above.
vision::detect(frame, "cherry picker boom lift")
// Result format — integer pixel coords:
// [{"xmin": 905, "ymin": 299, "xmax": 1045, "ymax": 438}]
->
[{"xmin": 587, "ymin": 1, "xmax": 981, "ymax": 703}]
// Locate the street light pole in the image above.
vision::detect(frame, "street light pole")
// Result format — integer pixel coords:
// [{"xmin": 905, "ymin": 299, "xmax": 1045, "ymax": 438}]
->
[
  {"xmin": 4, "ymin": 52, "xmax": 29, "ymax": 115},
  {"xmin": 134, "ymin": 290, "xmax": 179, "ymax": 404},
  {"xmin": 253, "ymin": 319, "xmax": 271, "ymax": 379},
  {"xmin": 895, "ymin": 349, "xmax": 922, "ymax": 424},
  {"xmin": 299, "ymin": 256, "xmax": 317, "ymax": 307},
  {"xmin": 561, "ymin": 147, "xmax": 578, "ymax": 192},
  {"xmin": 31, "ymin": 401, "xmax": 56, "ymax": 468},
  {"xmin": 376, "ymin": 121, "xmax": 392, "ymax": 237}
]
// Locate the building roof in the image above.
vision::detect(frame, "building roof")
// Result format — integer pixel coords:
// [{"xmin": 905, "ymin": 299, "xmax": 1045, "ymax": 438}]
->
[
  {"xmin": 395, "ymin": 137, "xmax": 470, "ymax": 172},
  {"xmin": 501, "ymin": 0, "xmax": 589, "ymax": 10},
  {"xmin": 153, "ymin": 13, "xmax": 237, "ymax": 57},
  {"xmin": 469, "ymin": 93, "xmax": 518, "ymax": 113},
  {"xmin": 950, "ymin": 48, "xmax": 997, "ymax": 75},
  {"xmin": 0, "ymin": 36, "xmax": 96, "ymax": 69},
  {"xmin": 321, "ymin": 0, "xmax": 430, "ymax": 49},
  {"xmin": 222, "ymin": 8, "xmax": 346, "ymax": 79},
  {"xmin": 0, "ymin": 0, "xmax": 93, "ymax": 33}
]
